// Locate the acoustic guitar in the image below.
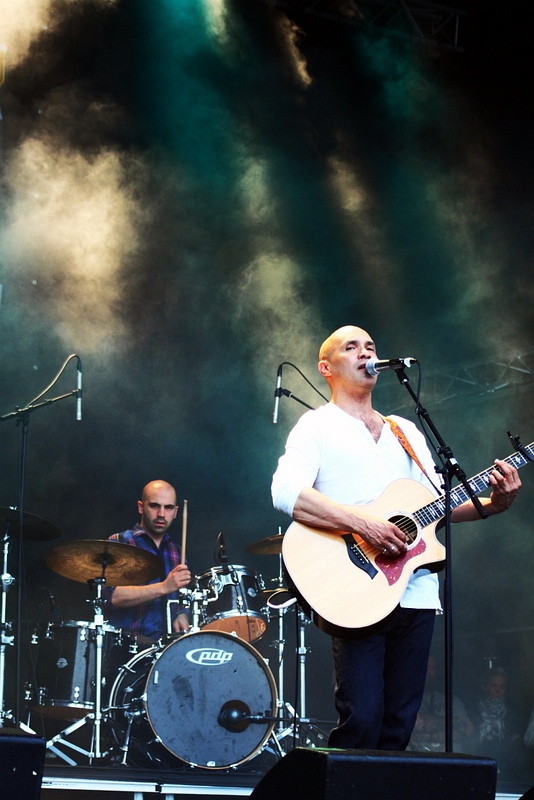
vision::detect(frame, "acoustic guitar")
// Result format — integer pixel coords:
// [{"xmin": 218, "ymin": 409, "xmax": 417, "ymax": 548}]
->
[{"xmin": 282, "ymin": 440, "xmax": 533, "ymax": 633}]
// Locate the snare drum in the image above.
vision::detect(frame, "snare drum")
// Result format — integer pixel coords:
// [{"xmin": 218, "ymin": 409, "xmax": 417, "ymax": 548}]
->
[
  {"xmin": 31, "ymin": 620, "xmax": 136, "ymax": 719},
  {"xmin": 197, "ymin": 565, "xmax": 268, "ymax": 642}
]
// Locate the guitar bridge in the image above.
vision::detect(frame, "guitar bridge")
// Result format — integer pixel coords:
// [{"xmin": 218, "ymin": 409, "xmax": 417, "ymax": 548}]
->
[{"xmin": 341, "ymin": 535, "xmax": 378, "ymax": 579}]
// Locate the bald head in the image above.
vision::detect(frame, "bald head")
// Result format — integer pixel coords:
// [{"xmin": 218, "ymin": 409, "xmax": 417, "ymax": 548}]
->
[
  {"xmin": 138, "ymin": 480, "xmax": 178, "ymax": 539},
  {"xmin": 319, "ymin": 325, "xmax": 374, "ymax": 361},
  {"xmin": 317, "ymin": 325, "xmax": 379, "ymax": 399},
  {"xmin": 141, "ymin": 480, "xmax": 177, "ymax": 504}
]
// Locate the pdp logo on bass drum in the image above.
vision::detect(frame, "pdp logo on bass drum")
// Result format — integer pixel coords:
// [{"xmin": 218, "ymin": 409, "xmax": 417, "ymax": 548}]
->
[{"xmin": 185, "ymin": 648, "xmax": 233, "ymax": 665}]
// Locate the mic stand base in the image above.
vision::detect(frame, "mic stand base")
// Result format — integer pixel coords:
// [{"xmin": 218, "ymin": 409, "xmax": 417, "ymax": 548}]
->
[{"xmin": 271, "ymin": 700, "xmax": 333, "ymax": 752}]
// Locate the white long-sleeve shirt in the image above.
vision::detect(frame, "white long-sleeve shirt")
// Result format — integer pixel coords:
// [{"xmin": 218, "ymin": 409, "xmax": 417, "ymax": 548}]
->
[{"xmin": 272, "ymin": 402, "xmax": 442, "ymax": 609}]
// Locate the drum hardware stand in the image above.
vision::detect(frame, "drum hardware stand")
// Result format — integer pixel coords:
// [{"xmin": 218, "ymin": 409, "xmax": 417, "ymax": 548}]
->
[
  {"xmin": 291, "ymin": 608, "xmax": 331, "ymax": 746},
  {"xmin": 111, "ymin": 702, "xmax": 144, "ymax": 766},
  {"xmin": 0, "ymin": 528, "xmax": 15, "ymax": 727},
  {"xmin": 165, "ymin": 587, "xmax": 209, "ymax": 635},
  {"xmin": 265, "ymin": 554, "xmax": 307, "ymax": 748},
  {"xmin": 87, "ymin": 577, "xmax": 106, "ymax": 761},
  {"xmin": 267, "ymin": 583, "xmax": 330, "ymax": 751},
  {"xmin": 266, "ymin": 587, "xmax": 295, "ymax": 737},
  {"xmin": 264, "ymin": 565, "xmax": 306, "ymax": 752}
]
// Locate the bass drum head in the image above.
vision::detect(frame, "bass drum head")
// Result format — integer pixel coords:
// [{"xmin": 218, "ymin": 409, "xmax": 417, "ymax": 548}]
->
[{"xmin": 145, "ymin": 630, "xmax": 277, "ymax": 769}]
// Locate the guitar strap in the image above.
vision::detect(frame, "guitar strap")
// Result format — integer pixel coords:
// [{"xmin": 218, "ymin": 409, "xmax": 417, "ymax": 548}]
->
[{"xmin": 382, "ymin": 415, "xmax": 439, "ymax": 491}]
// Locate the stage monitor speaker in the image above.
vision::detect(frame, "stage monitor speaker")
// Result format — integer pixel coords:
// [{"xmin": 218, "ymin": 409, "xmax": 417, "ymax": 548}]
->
[
  {"xmin": 0, "ymin": 731, "xmax": 46, "ymax": 800},
  {"xmin": 250, "ymin": 747, "xmax": 497, "ymax": 800}
]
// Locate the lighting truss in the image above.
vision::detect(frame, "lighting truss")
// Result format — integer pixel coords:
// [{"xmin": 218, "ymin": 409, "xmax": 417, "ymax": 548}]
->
[
  {"xmin": 250, "ymin": 0, "xmax": 465, "ymax": 53},
  {"xmin": 375, "ymin": 353, "xmax": 534, "ymax": 411}
]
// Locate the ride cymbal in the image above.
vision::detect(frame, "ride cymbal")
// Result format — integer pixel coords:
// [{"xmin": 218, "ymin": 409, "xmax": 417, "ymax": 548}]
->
[{"xmin": 45, "ymin": 539, "xmax": 163, "ymax": 585}]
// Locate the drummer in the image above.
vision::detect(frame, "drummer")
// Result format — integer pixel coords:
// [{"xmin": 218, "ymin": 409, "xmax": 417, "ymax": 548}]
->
[{"xmin": 103, "ymin": 480, "xmax": 192, "ymax": 645}]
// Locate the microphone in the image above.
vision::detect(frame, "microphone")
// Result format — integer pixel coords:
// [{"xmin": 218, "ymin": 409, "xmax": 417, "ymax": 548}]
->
[
  {"xmin": 217, "ymin": 531, "xmax": 230, "ymax": 574},
  {"xmin": 76, "ymin": 357, "xmax": 83, "ymax": 421},
  {"xmin": 217, "ymin": 701, "xmax": 270, "ymax": 731},
  {"xmin": 365, "ymin": 357, "xmax": 417, "ymax": 376},
  {"xmin": 41, "ymin": 586, "xmax": 61, "ymax": 620},
  {"xmin": 48, "ymin": 588, "xmax": 62, "ymax": 620},
  {"xmin": 218, "ymin": 705, "xmax": 249, "ymax": 731},
  {"xmin": 272, "ymin": 363, "xmax": 283, "ymax": 424}
]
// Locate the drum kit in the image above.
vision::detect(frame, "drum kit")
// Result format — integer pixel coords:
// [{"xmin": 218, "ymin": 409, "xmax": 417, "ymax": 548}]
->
[{"xmin": 3, "ymin": 524, "xmax": 329, "ymax": 771}]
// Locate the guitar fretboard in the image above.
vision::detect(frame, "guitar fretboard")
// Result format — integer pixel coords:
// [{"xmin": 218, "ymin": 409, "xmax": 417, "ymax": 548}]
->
[{"xmin": 415, "ymin": 442, "xmax": 534, "ymax": 527}]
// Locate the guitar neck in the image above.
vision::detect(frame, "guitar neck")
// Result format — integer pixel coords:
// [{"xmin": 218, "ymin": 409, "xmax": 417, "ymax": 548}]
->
[{"xmin": 416, "ymin": 441, "xmax": 534, "ymax": 526}]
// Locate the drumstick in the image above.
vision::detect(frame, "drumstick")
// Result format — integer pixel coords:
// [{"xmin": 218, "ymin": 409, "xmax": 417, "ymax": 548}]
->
[{"xmin": 181, "ymin": 499, "xmax": 188, "ymax": 565}]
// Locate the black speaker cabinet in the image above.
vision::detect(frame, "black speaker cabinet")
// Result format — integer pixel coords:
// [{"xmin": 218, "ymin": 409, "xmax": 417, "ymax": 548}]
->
[
  {"xmin": 251, "ymin": 747, "xmax": 497, "ymax": 800},
  {"xmin": 0, "ymin": 732, "xmax": 46, "ymax": 799}
]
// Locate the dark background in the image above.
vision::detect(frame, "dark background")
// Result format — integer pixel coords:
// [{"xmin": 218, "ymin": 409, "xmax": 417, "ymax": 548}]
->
[{"xmin": 0, "ymin": 0, "xmax": 533, "ymax": 782}]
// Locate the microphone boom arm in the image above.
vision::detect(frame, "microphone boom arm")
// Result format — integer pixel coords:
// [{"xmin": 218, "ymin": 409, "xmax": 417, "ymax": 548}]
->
[{"xmin": 278, "ymin": 388, "xmax": 314, "ymax": 412}]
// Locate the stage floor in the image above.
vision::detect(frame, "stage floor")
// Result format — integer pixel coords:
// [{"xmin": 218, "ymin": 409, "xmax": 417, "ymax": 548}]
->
[
  {"xmin": 33, "ymin": 716, "xmax": 533, "ymax": 800},
  {"xmin": 39, "ymin": 733, "xmax": 282, "ymax": 799},
  {"xmin": 41, "ymin": 759, "xmax": 268, "ymax": 798},
  {"xmin": 38, "ymin": 754, "xmax": 533, "ymax": 800},
  {"xmin": 39, "ymin": 769, "xmax": 530, "ymax": 800}
]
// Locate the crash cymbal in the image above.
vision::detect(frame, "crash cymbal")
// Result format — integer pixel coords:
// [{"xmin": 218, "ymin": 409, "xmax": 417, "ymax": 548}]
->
[
  {"xmin": 45, "ymin": 539, "xmax": 163, "ymax": 585},
  {"xmin": 0, "ymin": 507, "xmax": 61, "ymax": 541},
  {"xmin": 245, "ymin": 533, "xmax": 284, "ymax": 555}
]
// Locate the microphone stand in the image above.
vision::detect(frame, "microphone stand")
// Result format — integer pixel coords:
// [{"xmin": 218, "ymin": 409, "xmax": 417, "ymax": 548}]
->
[
  {"xmin": 393, "ymin": 366, "xmax": 487, "ymax": 753},
  {"xmin": 276, "ymin": 388, "xmax": 314, "ymax": 414},
  {"xmin": 0, "ymin": 369, "xmax": 80, "ymax": 729},
  {"xmin": 273, "ymin": 361, "xmax": 329, "ymax": 423}
]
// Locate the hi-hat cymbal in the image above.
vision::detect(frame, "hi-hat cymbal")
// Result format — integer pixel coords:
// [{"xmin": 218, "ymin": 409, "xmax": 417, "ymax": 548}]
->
[
  {"xmin": 0, "ymin": 507, "xmax": 61, "ymax": 541},
  {"xmin": 245, "ymin": 533, "xmax": 284, "ymax": 555},
  {"xmin": 45, "ymin": 539, "xmax": 163, "ymax": 585}
]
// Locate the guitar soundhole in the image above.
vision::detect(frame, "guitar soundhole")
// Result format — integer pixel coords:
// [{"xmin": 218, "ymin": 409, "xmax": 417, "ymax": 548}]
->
[{"xmin": 389, "ymin": 515, "xmax": 418, "ymax": 545}]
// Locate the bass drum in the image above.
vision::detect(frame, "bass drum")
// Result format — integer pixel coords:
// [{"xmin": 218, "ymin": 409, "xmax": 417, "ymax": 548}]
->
[{"xmin": 108, "ymin": 630, "xmax": 277, "ymax": 769}]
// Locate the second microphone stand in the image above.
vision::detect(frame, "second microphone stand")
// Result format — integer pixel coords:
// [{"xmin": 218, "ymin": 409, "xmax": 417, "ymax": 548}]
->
[
  {"xmin": 392, "ymin": 364, "xmax": 487, "ymax": 753},
  {"xmin": 0, "ymin": 355, "xmax": 81, "ymax": 729}
]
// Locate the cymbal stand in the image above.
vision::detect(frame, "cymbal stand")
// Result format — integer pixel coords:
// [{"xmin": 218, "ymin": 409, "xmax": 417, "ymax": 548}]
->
[
  {"xmin": 266, "ymin": 560, "xmax": 331, "ymax": 750},
  {"xmin": 0, "ymin": 527, "xmax": 15, "ymax": 726},
  {"xmin": 264, "ymin": 556, "xmax": 300, "ymax": 749},
  {"xmin": 88, "ymin": 577, "xmax": 105, "ymax": 760},
  {"xmin": 297, "ymin": 607, "xmax": 308, "ymax": 720},
  {"xmin": 294, "ymin": 608, "xmax": 329, "ymax": 745},
  {"xmin": 277, "ymin": 607, "xmax": 330, "ymax": 749}
]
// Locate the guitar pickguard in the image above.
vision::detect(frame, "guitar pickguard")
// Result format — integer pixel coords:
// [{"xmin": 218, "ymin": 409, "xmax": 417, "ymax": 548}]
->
[{"xmin": 375, "ymin": 538, "xmax": 427, "ymax": 586}]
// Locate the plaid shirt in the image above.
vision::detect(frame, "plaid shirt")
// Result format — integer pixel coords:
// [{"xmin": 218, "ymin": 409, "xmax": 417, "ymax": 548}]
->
[{"xmin": 103, "ymin": 524, "xmax": 188, "ymax": 641}]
